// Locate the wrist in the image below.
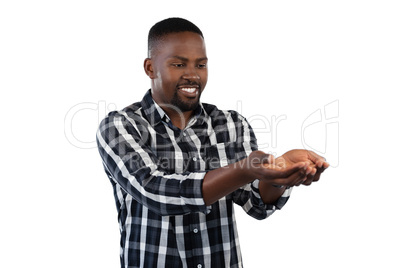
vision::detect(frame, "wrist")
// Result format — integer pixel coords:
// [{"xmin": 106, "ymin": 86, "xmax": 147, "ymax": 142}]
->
[
  {"xmin": 234, "ymin": 157, "xmax": 256, "ymax": 184},
  {"xmin": 242, "ymin": 151, "xmax": 273, "ymax": 181}
]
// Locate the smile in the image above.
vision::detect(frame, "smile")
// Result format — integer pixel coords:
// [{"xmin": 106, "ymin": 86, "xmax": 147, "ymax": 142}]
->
[
  {"xmin": 181, "ymin": 87, "xmax": 197, "ymax": 93},
  {"xmin": 177, "ymin": 86, "xmax": 200, "ymax": 97}
]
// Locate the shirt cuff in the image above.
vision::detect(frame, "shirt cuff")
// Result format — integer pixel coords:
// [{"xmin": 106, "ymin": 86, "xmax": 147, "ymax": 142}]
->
[
  {"xmin": 178, "ymin": 171, "xmax": 211, "ymax": 214},
  {"xmin": 252, "ymin": 180, "xmax": 293, "ymax": 212}
]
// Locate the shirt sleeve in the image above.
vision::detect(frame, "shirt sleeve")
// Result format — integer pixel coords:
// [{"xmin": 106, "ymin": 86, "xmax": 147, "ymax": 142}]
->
[
  {"xmin": 233, "ymin": 182, "xmax": 293, "ymax": 220},
  {"xmin": 230, "ymin": 114, "xmax": 293, "ymax": 220},
  {"xmin": 96, "ymin": 111, "xmax": 208, "ymax": 216}
]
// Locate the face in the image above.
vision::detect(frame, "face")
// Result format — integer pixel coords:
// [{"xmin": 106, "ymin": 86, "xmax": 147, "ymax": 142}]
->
[{"xmin": 144, "ymin": 31, "xmax": 208, "ymax": 113}]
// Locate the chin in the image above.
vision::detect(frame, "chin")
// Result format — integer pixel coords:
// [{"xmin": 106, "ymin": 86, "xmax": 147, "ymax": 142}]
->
[{"xmin": 173, "ymin": 94, "xmax": 201, "ymax": 112}]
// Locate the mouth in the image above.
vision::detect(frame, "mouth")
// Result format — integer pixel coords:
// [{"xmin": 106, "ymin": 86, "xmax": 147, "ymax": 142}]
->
[{"xmin": 177, "ymin": 85, "xmax": 200, "ymax": 98}]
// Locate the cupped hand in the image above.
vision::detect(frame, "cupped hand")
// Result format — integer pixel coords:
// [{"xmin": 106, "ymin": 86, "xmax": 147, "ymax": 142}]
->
[
  {"xmin": 246, "ymin": 151, "xmax": 310, "ymax": 187},
  {"xmin": 278, "ymin": 149, "xmax": 330, "ymax": 186}
]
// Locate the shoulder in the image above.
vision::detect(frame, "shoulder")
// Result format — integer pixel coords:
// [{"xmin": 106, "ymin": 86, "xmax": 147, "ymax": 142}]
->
[
  {"xmin": 99, "ymin": 101, "xmax": 144, "ymax": 128},
  {"xmin": 201, "ymin": 102, "xmax": 247, "ymax": 123},
  {"xmin": 200, "ymin": 102, "xmax": 256, "ymax": 146}
]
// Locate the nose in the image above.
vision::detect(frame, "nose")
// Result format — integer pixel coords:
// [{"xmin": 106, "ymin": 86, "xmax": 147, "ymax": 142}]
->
[{"xmin": 182, "ymin": 66, "xmax": 200, "ymax": 80}]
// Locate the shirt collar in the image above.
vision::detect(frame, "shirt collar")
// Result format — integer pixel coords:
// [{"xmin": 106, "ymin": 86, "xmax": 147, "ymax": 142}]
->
[{"xmin": 140, "ymin": 89, "xmax": 205, "ymax": 128}]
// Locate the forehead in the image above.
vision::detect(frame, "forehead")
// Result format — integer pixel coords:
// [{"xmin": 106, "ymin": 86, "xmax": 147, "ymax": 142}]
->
[{"xmin": 153, "ymin": 31, "xmax": 206, "ymax": 59}]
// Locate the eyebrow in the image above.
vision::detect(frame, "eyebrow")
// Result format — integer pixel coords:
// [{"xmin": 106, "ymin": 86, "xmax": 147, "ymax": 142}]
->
[{"xmin": 170, "ymin": 55, "xmax": 208, "ymax": 62}]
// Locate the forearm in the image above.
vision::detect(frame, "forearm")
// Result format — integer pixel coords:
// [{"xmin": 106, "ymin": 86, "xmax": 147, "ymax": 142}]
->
[
  {"xmin": 203, "ymin": 158, "xmax": 254, "ymax": 206},
  {"xmin": 258, "ymin": 179, "xmax": 287, "ymax": 205},
  {"xmin": 203, "ymin": 151, "xmax": 305, "ymax": 206}
]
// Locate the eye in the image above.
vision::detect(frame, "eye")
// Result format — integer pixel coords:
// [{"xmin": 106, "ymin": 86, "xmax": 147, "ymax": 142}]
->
[
  {"xmin": 197, "ymin": 63, "xmax": 207, "ymax": 68},
  {"xmin": 172, "ymin": 63, "xmax": 185, "ymax": 68}
]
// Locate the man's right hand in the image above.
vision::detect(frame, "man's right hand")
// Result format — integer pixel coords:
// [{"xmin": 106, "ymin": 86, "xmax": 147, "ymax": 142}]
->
[
  {"xmin": 245, "ymin": 150, "xmax": 312, "ymax": 187},
  {"xmin": 203, "ymin": 150, "xmax": 325, "ymax": 206}
]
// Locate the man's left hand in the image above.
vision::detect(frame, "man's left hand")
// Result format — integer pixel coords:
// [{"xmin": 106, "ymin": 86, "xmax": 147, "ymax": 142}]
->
[{"xmin": 274, "ymin": 149, "xmax": 330, "ymax": 186}]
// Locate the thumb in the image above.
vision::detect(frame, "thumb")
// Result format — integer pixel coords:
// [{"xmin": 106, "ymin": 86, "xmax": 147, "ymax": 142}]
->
[
  {"xmin": 249, "ymin": 151, "xmax": 274, "ymax": 165},
  {"xmin": 261, "ymin": 153, "xmax": 274, "ymax": 165}
]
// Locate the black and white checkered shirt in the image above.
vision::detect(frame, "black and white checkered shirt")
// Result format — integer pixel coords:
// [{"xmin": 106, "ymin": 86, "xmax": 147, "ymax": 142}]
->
[{"xmin": 96, "ymin": 90, "xmax": 292, "ymax": 268}]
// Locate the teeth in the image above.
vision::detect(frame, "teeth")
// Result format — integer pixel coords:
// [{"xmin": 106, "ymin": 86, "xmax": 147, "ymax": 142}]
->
[{"xmin": 181, "ymin": 87, "xmax": 197, "ymax": 93}]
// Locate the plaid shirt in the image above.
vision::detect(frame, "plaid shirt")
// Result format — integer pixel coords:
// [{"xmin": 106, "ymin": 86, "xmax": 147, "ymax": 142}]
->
[{"xmin": 96, "ymin": 90, "xmax": 292, "ymax": 268}]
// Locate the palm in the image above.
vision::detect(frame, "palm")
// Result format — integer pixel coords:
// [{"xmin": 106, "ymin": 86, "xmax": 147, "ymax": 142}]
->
[
  {"xmin": 257, "ymin": 149, "xmax": 328, "ymax": 187},
  {"xmin": 273, "ymin": 149, "xmax": 328, "ymax": 173},
  {"xmin": 280, "ymin": 149, "xmax": 312, "ymax": 167}
]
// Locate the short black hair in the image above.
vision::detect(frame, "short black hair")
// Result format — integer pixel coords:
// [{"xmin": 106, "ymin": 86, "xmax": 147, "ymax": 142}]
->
[{"xmin": 147, "ymin": 17, "xmax": 204, "ymax": 57}]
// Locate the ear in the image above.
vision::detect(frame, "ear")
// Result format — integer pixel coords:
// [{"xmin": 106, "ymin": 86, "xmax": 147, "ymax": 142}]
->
[{"xmin": 144, "ymin": 58, "xmax": 156, "ymax": 79}]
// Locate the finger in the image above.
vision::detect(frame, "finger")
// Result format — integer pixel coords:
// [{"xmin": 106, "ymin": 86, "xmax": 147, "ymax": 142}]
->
[
  {"xmin": 315, "ymin": 159, "xmax": 330, "ymax": 169},
  {"xmin": 302, "ymin": 168, "xmax": 317, "ymax": 185},
  {"xmin": 291, "ymin": 172, "xmax": 309, "ymax": 187},
  {"xmin": 272, "ymin": 168, "xmax": 308, "ymax": 187},
  {"xmin": 312, "ymin": 166, "xmax": 326, "ymax": 182},
  {"xmin": 307, "ymin": 151, "xmax": 329, "ymax": 168},
  {"xmin": 265, "ymin": 162, "xmax": 307, "ymax": 178},
  {"xmin": 322, "ymin": 161, "xmax": 330, "ymax": 169},
  {"xmin": 298, "ymin": 167, "xmax": 316, "ymax": 186},
  {"xmin": 295, "ymin": 176, "xmax": 307, "ymax": 186},
  {"xmin": 290, "ymin": 170, "xmax": 306, "ymax": 186}
]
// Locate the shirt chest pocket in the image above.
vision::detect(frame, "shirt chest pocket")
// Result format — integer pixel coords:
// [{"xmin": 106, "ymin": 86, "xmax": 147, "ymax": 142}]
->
[{"xmin": 203, "ymin": 142, "xmax": 239, "ymax": 170}]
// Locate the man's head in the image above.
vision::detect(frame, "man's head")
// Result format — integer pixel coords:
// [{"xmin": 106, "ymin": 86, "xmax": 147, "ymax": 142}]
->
[
  {"xmin": 144, "ymin": 18, "xmax": 208, "ymax": 115},
  {"xmin": 147, "ymin": 17, "xmax": 204, "ymax": 58}
]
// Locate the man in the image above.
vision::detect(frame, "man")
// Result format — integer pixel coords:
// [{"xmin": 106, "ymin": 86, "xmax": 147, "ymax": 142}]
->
[{"xmin": 97, "ymin": 17, "xmax": 329, "ymax": 268}]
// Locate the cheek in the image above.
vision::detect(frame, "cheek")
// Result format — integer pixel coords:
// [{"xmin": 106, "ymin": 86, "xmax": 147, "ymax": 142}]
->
[
  {"xmin": 201, "ymin": 70, "xmax": 208, "ymax": 87},
  {"xmin": 154, "ymin": 70, "xmax": 171, "ymax": 89},
  {"xmin": 153, "ymin": 73, "xmax": 164, "ymax": 89},
  {"xmin": 160, "ymin": 69, "xmax": 178, "ymax": 84},
  {"xmin": 158, "ymin": 70, "xmax": 181, "ymax": 98}
]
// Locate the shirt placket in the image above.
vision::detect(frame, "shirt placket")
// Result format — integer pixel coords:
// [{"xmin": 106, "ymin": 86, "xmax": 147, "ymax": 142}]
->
[
  {"xmin": 189, "ymin": 214, "xmax": 204, "ymax": 268},
  {"xmin": 179, "ymin": 129, "xmax": 205, "ymax": 268},
  {"xmin": 179, "ymin": 129, "xmax": 199, "ymax": 173}
]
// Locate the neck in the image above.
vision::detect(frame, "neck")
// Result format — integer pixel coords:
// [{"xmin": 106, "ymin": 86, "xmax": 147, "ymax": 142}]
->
[{"xmin": 166, "ymin": 109, "xmax": 194, "ymax": 130}]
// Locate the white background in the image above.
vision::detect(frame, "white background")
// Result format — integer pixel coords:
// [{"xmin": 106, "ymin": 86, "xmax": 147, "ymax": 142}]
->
[{"xmin": 1, "ymin": 1, "xmax": 401, "ymax": 267}]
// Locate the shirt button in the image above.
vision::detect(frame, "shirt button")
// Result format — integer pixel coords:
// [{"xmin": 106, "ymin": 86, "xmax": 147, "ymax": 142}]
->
[
  {"xmin": 193, "ymin": 228, "xmax": 198, "ymax": 233},
  {"xmin": 183, "ymin": 133, "xmax": 187, "ymax": 137},
  {"xmin": 192, "ymin": 157, "xmax": 197, "ymax": 161},
  {"xmin": 197, "ymin": 265, "xmax": 202, "ymax": 268}
]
